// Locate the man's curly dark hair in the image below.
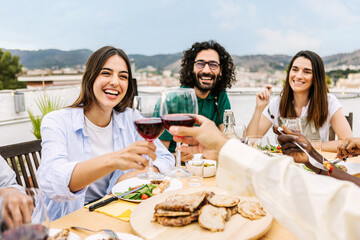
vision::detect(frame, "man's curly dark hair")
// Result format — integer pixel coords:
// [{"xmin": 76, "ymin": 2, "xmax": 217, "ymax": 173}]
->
[{"xmin": 179, "ymin": 40, "xmax": 236, "ymax": 96}]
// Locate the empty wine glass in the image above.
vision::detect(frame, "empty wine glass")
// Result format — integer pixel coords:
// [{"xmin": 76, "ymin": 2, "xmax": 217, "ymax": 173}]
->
[
  {"xmin": 160, "ymin": 88, "xmax": 198, "ymax": 178},
  {"xmin": 282, "ymin": 117, "xmax": 302, "ymax": 133},
  {"xmin": 234, "ymin": 123, "xmax": 247, "ymax": 143},
  {"xmin": 246, "ymin": 135, "xmax": 271, "ymax": 154},
  {"xmin": 1, "ymin": 188, "xmax": 49, "ymax": 240},
  {"xmin": 132, "ymin": 95, "xmax": 165, "ymax": 180}
]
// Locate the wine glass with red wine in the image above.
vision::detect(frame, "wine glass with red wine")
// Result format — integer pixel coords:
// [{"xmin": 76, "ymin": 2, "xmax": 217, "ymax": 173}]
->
[
  {"xmin": 160, "ymin": 88, "xmax": 198, "ymax": 178},
  {"xmin": 132, "ymin": 95, "xmax": 165, "ymax": 180},
  {"xmin": 1, "ymin": 188, "xmax": 49, "ymax": 240}
]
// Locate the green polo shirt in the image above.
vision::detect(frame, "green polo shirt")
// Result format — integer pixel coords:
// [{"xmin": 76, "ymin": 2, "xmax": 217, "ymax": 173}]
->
[{"xmin": 156, "ymin": 86, "xmax": 231, "ymax": 153}]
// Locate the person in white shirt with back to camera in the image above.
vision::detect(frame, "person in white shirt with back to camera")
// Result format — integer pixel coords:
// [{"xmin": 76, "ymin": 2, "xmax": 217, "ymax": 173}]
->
[
  {"xmin": 0, "ymin": 155, "xmax": 33, "ymax": 229},
  {"xmin": 170, "ymin": 115, "xmax": 360, "ymax": 240}
]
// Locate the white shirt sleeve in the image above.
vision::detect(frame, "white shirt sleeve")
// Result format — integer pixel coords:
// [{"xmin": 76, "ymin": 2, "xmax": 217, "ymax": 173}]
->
[
  {"xmin": 216, "ymin": 139, "xmax": 360, "ymax": 240},
  {"xmin": 38, "ymin": 112, "xmax": 87, "ymax": 201},
  {"xmin": 262, "ymin": 97, "xmax": 279, "ymax": 125},
  {"xmin": 0, "ymin": 156, "xmax": 24, "ymax": 192},
  {"xmin": 327, "ymin": 93, "xmax": 342, "ymax": 119}
]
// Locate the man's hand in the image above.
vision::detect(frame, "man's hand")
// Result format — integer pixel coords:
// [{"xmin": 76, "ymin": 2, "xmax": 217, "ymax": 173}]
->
[
  {"xmin": 176, "ymin": 144, "xmax": 195, "ymax": 163},
  {"xmin": 170, "ymin": 115, "xmax": 228, "ymax": 161},
  {"xmin": 0, "ymin": 187, "xmax": 34, "ymax": 229},
  {"xmin": 275, "ymin": 125, "xmax": 312, "ymax": 163}
]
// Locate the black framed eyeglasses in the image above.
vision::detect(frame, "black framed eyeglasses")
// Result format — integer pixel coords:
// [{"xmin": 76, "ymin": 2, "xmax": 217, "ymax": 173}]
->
[{"xmin": 194, "ymin": 60, "xmax": 220, "ymax": 70}]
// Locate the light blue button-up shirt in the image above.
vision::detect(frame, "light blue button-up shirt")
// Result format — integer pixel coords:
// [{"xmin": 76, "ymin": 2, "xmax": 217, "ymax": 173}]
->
[
  {"xmin": 0, "ymin": 155, "xmax": 24, "ymax": 192},
  {"xmin": 37, "ymin": 107, "xmax": 175, "ymax": 220}
]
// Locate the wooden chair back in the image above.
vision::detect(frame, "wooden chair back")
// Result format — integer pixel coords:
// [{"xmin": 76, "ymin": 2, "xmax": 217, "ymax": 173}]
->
[
  {"xmin": 0, "ymin": 140, "xmax": 42, "ymax": 188},
  {"xmin": 329, "ymin": 112, "xmax": 353, "ymax": 141}
]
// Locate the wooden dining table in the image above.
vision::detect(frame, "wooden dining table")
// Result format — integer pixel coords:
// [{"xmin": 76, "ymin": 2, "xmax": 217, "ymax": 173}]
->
[{"xmin": 50, "ymin": 151, "xmax": 360, "ymax": 240}]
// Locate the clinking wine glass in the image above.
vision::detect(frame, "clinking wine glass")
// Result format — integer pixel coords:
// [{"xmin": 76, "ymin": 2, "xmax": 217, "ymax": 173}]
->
[
  {"xmin": 160, "ymin": 88, "xmax": 198, "ymax": 178},
  {"xmin": 132, "ymin": 95, "xmax": 165, "ymax": 180},
  {"xmin": 0, "ymin": 188, "xmax": 49, "ymax": 240}
]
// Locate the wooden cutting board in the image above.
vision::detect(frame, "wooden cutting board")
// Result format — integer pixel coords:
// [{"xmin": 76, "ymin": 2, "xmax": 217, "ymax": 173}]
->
[{"xmin": 130, "ymin": 187, "xmax": 273, "ymax": 240}]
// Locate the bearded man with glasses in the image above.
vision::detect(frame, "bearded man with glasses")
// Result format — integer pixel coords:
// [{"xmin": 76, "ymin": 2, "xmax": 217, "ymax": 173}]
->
[{"xmin": 158, "ymin": 40, "xmax": 236, "ymax": 162}]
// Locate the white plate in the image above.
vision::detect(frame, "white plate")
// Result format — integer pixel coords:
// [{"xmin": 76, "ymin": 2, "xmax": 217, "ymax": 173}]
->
[
  {"xmin": 300, "ymin": 161, "xmax": 360, "ymax": 175},
  {"xmin": 85, "ymin": 232, "xmax": 143, "ymax": 240},
  {"xmin": 112, "ymin": 177, "xmax": 182, "ymax": 203},
  {"xmin": 339, "ymin": 161, "xmax": 360, "ymax": 175},
  {"xmin": 49, "ymin": 229, "xmax": 81, "ymax": 240}
]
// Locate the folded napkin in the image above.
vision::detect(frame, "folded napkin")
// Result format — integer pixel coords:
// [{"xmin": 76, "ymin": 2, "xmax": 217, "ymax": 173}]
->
[{"xmin": 84, "ymin": 195, "xmax": 138, "ymax": 221}]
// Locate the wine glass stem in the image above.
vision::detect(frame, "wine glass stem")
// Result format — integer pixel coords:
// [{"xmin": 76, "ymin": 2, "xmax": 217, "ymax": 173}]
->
[
  {"xmin": 148, "ymin": 140, "xmax": 155, "ymax": 173},
  {"xmin": 148, "ymin": 157, "xmax": 155, "ymax": 173},
  {"xmin": 176, "ymin": 142, "xmax": 181, "ymax": 168}
]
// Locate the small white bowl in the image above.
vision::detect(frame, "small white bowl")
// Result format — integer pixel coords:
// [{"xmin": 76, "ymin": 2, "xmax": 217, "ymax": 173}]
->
[
  {"xmin": 186, "ymin": 159, "xmax": 217, "ymax": 178},
  {"xmin": 203, "ymin": 159, "xmax": 217, "ymax": 177}
]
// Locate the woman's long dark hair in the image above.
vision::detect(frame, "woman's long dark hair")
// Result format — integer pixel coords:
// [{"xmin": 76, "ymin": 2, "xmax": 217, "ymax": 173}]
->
[
  {"xmin": 179, "ymin": 40, "xmax": 236, "ymax": 96},
  {"xmin": 68, "ymin": 46, "xmax": 133, "ymax": 112},
  {"xmin": 279, "ymin": 50, "xmax": 328, "ymax": 128}
]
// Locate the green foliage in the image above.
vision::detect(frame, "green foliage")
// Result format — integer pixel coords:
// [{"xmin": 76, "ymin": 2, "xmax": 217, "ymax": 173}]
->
[
  {"xmin": 0, "ymin": 48, "xmax": 26, "ymax": 90},
  {"xmin": 27, "ymin": 94, "xmax": 63, "ymax": 139},
  {"xmin": 326, "ymin": 74, "xmax": 332, "ymax": 86},
  {"xmin": 326, "ymin": 69, "xmax": 360, "ymax": 80}
]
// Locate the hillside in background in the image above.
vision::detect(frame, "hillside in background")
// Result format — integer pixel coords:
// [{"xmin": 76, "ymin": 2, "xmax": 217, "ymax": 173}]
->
[
  {"xmin": 3, "ymin": 48, "xmax": 360, "ymax": 73},
  {"xmin": 6, "ymin": 49, "xmax": 92, "ymax": 69},
  {"xmin": 323, "ymin": 49, "xmax": 360, "ymax": 67}
]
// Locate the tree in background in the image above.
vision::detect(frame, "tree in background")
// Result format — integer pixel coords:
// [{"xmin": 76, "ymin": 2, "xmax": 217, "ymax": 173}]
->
[{"xmin": 0, "ymin": 48, "xmax": 26, "ymax": 90}]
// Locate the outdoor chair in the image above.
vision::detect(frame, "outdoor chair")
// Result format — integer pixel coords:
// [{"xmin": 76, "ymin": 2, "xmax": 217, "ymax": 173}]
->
[
  {"xmin": 0, "ymin": 139, "xmax": 42, "ymax": 188},
  {"xmin": 329, "ymin": 112, "xmax": 353, "ymax": 141}
]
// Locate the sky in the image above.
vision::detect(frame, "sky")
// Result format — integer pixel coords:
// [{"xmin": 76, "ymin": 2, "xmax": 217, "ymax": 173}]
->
[{"xmin": 1, "ymin": 0, "xmax": 360, "ymax": 57}]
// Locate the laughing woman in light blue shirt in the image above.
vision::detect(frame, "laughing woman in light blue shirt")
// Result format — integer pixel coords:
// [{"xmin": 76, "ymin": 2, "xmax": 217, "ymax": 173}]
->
[{"xmin": 37, "ymin": 46, "xmax": 175, "ymax": 220}]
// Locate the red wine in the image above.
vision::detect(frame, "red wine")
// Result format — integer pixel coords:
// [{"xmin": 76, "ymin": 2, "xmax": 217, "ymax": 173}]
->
[
  {"xmin": 161, "ymin": 114, "xmax": 196, "ymax": 130},
  {"xmin": 2, "ymin": 224, "xmax": 48, "ymax": 240},
  {"xmin": 134, "ymin": 118, "xmax": 164, "ymax": 141}
]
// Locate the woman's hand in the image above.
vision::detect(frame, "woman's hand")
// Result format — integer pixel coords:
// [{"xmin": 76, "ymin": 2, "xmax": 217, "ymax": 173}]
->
[
  {"xmin": 112, "ymin": 140, "xmax": 154, "ymax": 170},
  {"xmin": 170, "ymin": 115, "xmax": 228, "ymax": 161},
  {"xmin": 337, "ymin": 137, "xmax": 360, "ymax": 159},
  {"xmin": 256, "ymin": 85, "xmax": 272, "ymax": 109},
  {"xmin": 0, "ymin": 188, "xmax": 34, "ymax": 229}
]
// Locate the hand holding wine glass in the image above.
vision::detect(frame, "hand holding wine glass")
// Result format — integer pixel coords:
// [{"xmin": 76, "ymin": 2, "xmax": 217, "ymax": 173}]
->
[
  {"xmin": 160, "ymin": 88, "xmax": 198, "ymax": 178},
  {"xmin": 1, "ymin": 188, "xmax": 49, "ymax": 240},
  {"xmin": 132, "ymin": 95, "xmax": 165, "ymax": 180}
]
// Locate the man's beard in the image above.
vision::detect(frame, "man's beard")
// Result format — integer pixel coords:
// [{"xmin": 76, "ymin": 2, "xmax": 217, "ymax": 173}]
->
[{"xmin": 193, "ymin": 72, "xmax": 220, "ymax": 93}]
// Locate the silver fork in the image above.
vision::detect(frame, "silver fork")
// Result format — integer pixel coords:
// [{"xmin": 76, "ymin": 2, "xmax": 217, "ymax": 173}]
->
[
  {"xmin": 277, "ymin": 127, "xmax": 327, "ymax": 171},
  {"xmin": 71, "ymin": 226, "xmax": 119, "ymax": 240}
]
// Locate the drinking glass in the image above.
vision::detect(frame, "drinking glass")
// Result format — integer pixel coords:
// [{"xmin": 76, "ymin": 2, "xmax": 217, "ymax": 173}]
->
[
  {"xmin": 132, "ymin": 95, "xmax": 165, "ymax": 180},
  {"xmin": 186, "ymin": 160, "xmax": 204, "ymax": 187},
  {"xmin": 246, "ymin": 135, "xmax": 271, "ymax": 154},
  {"xmin": 234, "ymin": 123, "xmax": 247, "ymax": 143},
  {"xmin": 282, "ymin": 117, "xmax": 302, "ymax": 133},
  {"xmin": 309, "ymin": 138, "xmax": 322, "ymax": 154},
  {"xmin": 160, "ymin": 88, "xmax": 198, "ymax": 178},
  {"xmin": 0, "ymin": 188, "xmax": 49, "ymax": 240}
]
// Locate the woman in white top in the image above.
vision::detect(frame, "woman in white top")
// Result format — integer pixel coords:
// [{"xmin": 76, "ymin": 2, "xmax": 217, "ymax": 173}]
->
[
  {"xmin": 37, "ymin": 46, "xmax": 174, "ymax": 220},
  {"xmin": 247, "ymin": 50, "xmax": 352, "ymax": 152}
]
